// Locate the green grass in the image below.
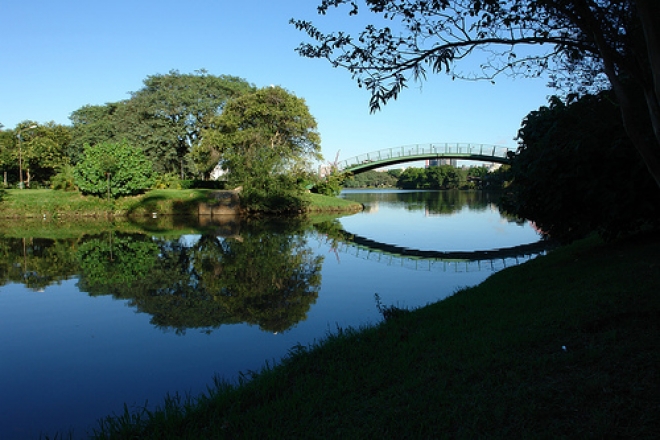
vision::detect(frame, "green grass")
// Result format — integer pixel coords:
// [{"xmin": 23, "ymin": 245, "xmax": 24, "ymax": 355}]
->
[
  {"xmin": 86, "ymin": 232, "xmax": 660, "ymax": 439},
  {"xmin": 0, "ymin": 189, "xmax": 361, "ymax": 219},
  {"xmin": 304, "ymin": 192, "xmax": 363, "ymax": 212}
]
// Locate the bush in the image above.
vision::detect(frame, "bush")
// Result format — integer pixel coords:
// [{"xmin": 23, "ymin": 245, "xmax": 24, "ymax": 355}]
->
[
  {"xmin": 311, "ymin": 173, "xmax": 344, "ymax": 196},
  {"xmin": 74, "ymin": 141, "xmax": 155, "ymax": 198},
  {"xmin": 51, "ymin": 165, "xmax": 77, "ymax": 191},
  {"xmin": 240, "ymin": 175, "xmax": 309, "ymax": 214},
  {"xmin": 153, "ymin": 173, "xmax": 183, "ymax": 189}
]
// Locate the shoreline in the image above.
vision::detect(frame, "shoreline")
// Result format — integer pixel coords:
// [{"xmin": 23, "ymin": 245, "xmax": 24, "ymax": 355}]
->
[
  {"xmin": 0, "ymin": 189, "xmax": 362, "ymax": 219},
  {"xmin": 86, "ymin": 231, "xmax": 660, "ymax": 439}
]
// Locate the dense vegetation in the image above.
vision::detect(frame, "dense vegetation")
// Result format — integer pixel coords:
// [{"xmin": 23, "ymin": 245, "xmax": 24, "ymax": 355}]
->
[
  {"xmin": 506, "ymin": 91, "xmax": 660, "ymax": 242},
  {"xmin": 342, "ymin": 169, "xmax": 399, "ymax": 188},
  {"xmin": 343, "ymin": 166, "xmax": 494, "ymax": 190},
  {"xmin": 0, "ymin": 71, "xmax": 328, "ymax": 213}
]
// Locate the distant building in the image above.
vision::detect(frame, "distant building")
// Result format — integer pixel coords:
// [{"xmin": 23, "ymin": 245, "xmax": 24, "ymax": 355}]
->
[{"xmin": 426, "ymin": 158, "xmax": 457, "ymax": 167}]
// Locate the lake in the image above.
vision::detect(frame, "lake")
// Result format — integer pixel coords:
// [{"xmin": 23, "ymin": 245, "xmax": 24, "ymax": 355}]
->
[{"xmin": 0, "ymin": 190, "xmax": 543, "ymax": 439}]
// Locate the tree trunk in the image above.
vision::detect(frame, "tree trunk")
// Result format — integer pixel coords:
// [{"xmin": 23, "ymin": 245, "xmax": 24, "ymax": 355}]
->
[
  {"xmin": 636, "ymin": 0, "xmax": 660, "ymax": 164},
  {"xmin": 581, "ymin": 0, "xmax": 660, "ymax": 190}
]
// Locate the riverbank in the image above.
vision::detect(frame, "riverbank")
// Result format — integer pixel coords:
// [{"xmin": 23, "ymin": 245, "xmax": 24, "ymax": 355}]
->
[
  {"xmin": 87, "ymin": 231, "xmax": 660, "ymax": 439},
  {"xmin": 0, "ymin": 189, "xmax": 361, "ymax": 218}
]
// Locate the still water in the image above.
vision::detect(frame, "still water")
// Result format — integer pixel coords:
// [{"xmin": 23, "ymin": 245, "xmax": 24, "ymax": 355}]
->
[{"xmin": 0, "ymin": 190, "xmax": 542, "ymax": 439}]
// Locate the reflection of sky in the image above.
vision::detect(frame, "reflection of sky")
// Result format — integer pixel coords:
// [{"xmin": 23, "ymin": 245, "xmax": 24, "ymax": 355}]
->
[
  {"xmin": 339, "ymin": 200, "xmax": 540, "ymax": 252},
  {"xmin": 0, "ymin": 194, "xmax": 542, "ymax": 439}
]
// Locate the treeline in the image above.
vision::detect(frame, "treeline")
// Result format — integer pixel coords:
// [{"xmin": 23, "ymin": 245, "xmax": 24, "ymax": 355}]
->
[
  {"xmin": 0, "ymin": 70, "xmax": 323, "ymax": 212},
  {"xmin": 344, "ymin": 165, "xmax": 503, "ymax": 190}
]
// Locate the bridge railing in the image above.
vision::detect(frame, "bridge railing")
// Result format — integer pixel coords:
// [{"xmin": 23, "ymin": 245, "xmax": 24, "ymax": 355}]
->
[{"xmin": 337, "ymin": 143, "xmax": 513, "ymax": 172}]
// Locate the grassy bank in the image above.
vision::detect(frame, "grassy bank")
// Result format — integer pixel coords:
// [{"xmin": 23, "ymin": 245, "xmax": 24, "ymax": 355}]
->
[
  {"xmin": 87, "ymin": 232, "xmax": 660, "ymax": 439},
  {"xmin": 0, "ymin": 189, "xmax": 361, "ymax": 218}
]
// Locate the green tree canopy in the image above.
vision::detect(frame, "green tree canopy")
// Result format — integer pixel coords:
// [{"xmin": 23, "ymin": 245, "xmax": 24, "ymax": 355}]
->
[
  {"xmin": 506, "ymin": 92, "xmax": 660, "ymax": 242},
  {"xmin": 396, "ymin": 165, "xmax": 466, "ymax": 190},
  {"xmin": 292, "ymin": 1, "xmax": 660, "ymax": 190},
  {"xmin": 201, "ymin": 86, "xmax": 322, "ymax": 212},
  {"xmin": 74, "ymin": 140, "xmax": 155, "ymax": 198},
  {"xmin": 69, "ymin": 70, "xmax": 255, "ymax": 178},
  {"xmin": 69, "ymin": 102, "xmax": 129, "ymax": 164},
  {"xmin": 0, "ymin": 122, "xmax": 72, "ymax": 187},
  {"xmin": 343, "ymin": 169, "xmax": 398, "ymax": 188}
]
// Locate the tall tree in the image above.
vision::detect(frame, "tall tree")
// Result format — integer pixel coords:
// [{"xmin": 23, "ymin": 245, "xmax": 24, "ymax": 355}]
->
[
  {"xmin": 0, "ymin": 128, "xmax": 14, "ymax": 187},
  {"xmin": 69, "ymin": 70, "xmax": 254, "ymax": 178},
  {"xmin": 69, "ymin": 102, "xmax": 129, "ymax": 164},
  {"xmin": 201, "ymin": 86, "xmax": 322, "ymax": 211},
  {"xmin": 126, "ymin": 70, "xmax": 254, "ymax": 178},
  {"xmin": 292, "ymin": 0, "xmax": 660, "ymax": 190}
]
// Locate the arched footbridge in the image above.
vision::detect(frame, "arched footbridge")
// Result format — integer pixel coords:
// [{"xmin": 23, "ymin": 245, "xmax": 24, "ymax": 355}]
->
[{"xmin": 337, "ymin": 143, "xmax": 513, "ymax": 174}]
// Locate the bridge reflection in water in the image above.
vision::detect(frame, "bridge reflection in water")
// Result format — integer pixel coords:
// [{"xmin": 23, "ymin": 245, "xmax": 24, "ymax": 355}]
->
[{"xmin": 325, "ymin": 229, "xmax": 553, "ymax": 273}]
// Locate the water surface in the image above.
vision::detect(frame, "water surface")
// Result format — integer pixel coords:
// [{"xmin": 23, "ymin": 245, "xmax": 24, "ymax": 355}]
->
[{"xmin": 0, "ymin": 190, "xmax": 542, "ymax": 439}]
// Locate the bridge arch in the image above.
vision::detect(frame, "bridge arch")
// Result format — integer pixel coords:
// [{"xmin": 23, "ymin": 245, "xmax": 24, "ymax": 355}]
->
[
  {"xmin": 323, "ymin": 229, "xmax": 553, "ymax": 273},
  {"xmin": 337, "ymin": 143, "xmax": 512, "ymax": 174}
]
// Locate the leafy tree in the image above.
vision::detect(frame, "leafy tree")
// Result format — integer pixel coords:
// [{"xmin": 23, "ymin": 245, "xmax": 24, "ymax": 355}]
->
[
  {"xmin": 506, "ymin": 91, "xmax": 660, "ymax": 242},
  {"xmin": 292, "ymin": 0, "xmax": 660, "ymax": 190},
  {"xmin": 69, "ymin": 70, "xmax": 254, "ymax": 178},
  {"xmin": 426, "ymin": 165, "xmax": 461, "ymax": 189},
  {"xmin": 50, "ymin": 164, "xmax": 77, "ymax": 191},
  {"xmin": 310, "ymin": 170, "xmax": 345, "ymax": 195},
  {"xmin": 396, "ymin": 166, "xmax": 463, "ymax": 189},
  {"xmin": 343, "ymin": 169, "xmax": 398, "ymax": 188},
  {"xmin": 397, "ymin": 167, "xmax": 426, "ymax": 189},
  {"xmin": 69, "ymin": 102, "xmax": 129, "ymax": 164},
  {"xmin": 202, "ymin": 86, "xmax": 322, "ymax": 212},
  {"xmin": 387, "ymin": 168, "xmax": 402, "ymax": 179},
  {"xmin": 21, "ymin": 122, "xmax": 73, "ymax": 186},
  {"xmin": 126, "ymin": 70, "xmax": 254, "ymax": 178},
  {"xmin": 0, "ymin": 122, "xmax": 72, "ymax": 188},
  {"xmin": 74, "ymin": 141, "xmax": 155, "ymax": 198},
  {"xmin": 0, "ymin": 129, "xmax": 14, "ymax": 187}
]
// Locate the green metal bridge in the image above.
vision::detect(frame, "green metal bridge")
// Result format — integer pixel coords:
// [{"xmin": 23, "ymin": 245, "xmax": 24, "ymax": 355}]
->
[{"xmin": 337, "ymin": 143, "xmax": 513, "ymax": 174}]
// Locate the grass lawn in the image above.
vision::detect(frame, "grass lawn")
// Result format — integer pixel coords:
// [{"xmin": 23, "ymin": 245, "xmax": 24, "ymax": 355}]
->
[
  {"xmin": 0, "ymin": 189, "xmax": 360, "ymax": 219},
  {"xmin": 87, "ymin": 232, "xmax": 660, "ymax": 439}
]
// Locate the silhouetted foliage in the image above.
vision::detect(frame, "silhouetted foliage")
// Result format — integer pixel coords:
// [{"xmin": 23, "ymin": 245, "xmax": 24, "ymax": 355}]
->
[{"xmin": 506, "ymin": 92, "xmax": 660, "ymax": 242}]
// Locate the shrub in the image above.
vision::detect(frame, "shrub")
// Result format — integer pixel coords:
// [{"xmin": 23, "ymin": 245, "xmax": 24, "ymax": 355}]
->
[
  {"xmin": 153, "ymin": 173, "xmax": 182, "ymax": 190},
  {"xmin": 311, "ymin": 173, "xmax": 344, "ymax": 196},
  {"xmin": 74, "ymin": 141, "xmax": 155, "ymax": 198},
  {"xmin": 51, "ymin": 165, "xmax": 77, "ymax": 191}
]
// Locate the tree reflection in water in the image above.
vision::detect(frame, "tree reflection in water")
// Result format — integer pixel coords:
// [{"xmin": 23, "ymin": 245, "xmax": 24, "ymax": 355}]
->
[{"xmin": 0, "ymin": 219, "xmax": 324, "ymax": 334}]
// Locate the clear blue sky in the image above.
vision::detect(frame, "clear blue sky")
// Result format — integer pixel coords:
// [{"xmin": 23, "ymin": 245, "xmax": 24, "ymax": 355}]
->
[{"xmin": 1, "ymin": 0, "xmax": 552, "ymax": 163}]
